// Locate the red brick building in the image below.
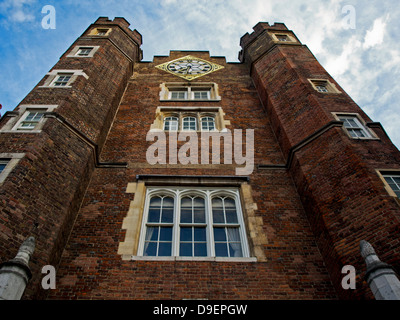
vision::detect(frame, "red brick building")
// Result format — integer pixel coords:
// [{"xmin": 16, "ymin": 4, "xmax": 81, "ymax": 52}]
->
[{"xmin": 0, "ymin": 17, "xmax": 399, "ymax": 300}]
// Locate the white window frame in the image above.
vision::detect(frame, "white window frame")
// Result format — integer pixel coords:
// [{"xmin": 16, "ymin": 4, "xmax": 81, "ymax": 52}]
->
[
  {"xmin": 192, "ymin": 90, "xmax": 210, "ymax": 100},
  {"xmin": 200, "ymin": 116, "xmax": 216, "ymax": 131},
  {"xmin": 67, "ymin": 45, "xmax": 100, "ymax": 58},
  {"xmin": 161, "ymin": 111, "xmax": 217, "ymax": 132},
  {"xmin": 40, "ymin": 70, "xmax": 89, "ymax": 88},
  {"xmin": 382, "ymin": 174, "xmax": 400, "ymax": 198},
  {"xmin": 160, "ymin": 83, "xmax": 220, "ymax": 101},
  {"xmin": 163, "ymin": 116, "xmax": 179, "ymax": 131},
  {"xmin": 0, "ymin": 153, "xmax": 25, "ymax": 184},
  {"xmin": 0, "ymin": 105, "xmax": 58, "ymax": 133},
  {"xmin": 308, "ymin": 79, "xmax": 341, "ymax": 94},
  {"xmin": 14, "ymin": 110, "xmax": 46, "ymax": 130},
  {"xmin": 182, "ymin": 116, "xmax": 197, "ymax": 131},
  {"xmin": 169, "ymin": 91, "xmax": 187, "ymax": 100},
  {"xmin": 377, "ymin": 170, "xmax": 400, "ymax": 199},
  {"xmin": 137, "ymin": 187, "xmax": 250, "ymax": 259},
  {"xmin": 332, "ymin": 113, "xmax": 377, "ymax": 140}
]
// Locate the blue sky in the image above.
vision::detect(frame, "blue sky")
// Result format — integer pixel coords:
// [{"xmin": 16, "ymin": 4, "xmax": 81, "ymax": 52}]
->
[{"xmin": 1, "ymin": 0, "xmax": 399, "ymax": 149}]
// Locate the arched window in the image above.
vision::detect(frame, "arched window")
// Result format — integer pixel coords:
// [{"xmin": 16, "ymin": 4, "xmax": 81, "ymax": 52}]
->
[
  {"xmin": 164, "ymin": 116, "xmax": 179, "ymax": 131},
  {"xmin": 139, "ymin": 188, "xmax": 249, "ymax": 258},
  {"xmin": 180, "ymin": 196, "xmax": 207, "ymax": 257},
  {"xmin": 211, "ymin": 196, "xmax": 242, "ymax": 257},
  {"xmin": 143, "ymin": 195, "xmax": 174, "ymax": 256},
  {"xmin": 182, "ymin": 116, "xmax": 197, "ymax": 131},
  {"xmin": 201, "ymin": 117, "xmax": 215, "ymax": 131}
]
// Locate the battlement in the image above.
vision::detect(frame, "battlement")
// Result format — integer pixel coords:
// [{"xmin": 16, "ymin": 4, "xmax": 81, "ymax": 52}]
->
[
  {"xmin": 92, "ymin": 16, "xmax": 142, "ymax": 46},
  {"xmin": 240, "ymin": 22, "xmax": 288, "ymax": 49}
]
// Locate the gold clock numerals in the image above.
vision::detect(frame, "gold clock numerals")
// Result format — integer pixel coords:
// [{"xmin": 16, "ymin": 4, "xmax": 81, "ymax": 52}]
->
[{"xmin": 155, "ymin": 55, "xmax": 224, "ymax": 80}]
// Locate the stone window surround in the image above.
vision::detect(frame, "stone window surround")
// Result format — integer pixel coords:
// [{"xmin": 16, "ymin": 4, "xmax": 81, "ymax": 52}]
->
[
  {"xmin": 67, "ymin": 45, "xmax": 100, "ymax": 58},
  {"xmin": 0, "ymin": 153, "xmax": 25, "ymax": 185},
  {"xmin": 159, "ymin": 82, "xmax": 221, "ymax": 101},
  {"xmin": 268, "ymin": 31, "xmax": 299, "ymax": 44},
  {"xmin": 332, "ymin": 112, "xmax": 379, "ymax": 140},
  {"xmin": 0, "ymin": 105, "xmax": 58, "ymax": 133},
  {"xmin": 150, "ymin": 106, "xmax": 230, "ymax": 132},
  {"xmin": 136, "ymin": 187, "xmax": 250, "ymax": 258},
  {"xmin": 376, "ymin": 169, "xmax": 400, "ymax": 201},
  {"xmin": 88, "ymin": 27, "xmax": 112, "ymax": 36},
  {"xmin": 117, "ymin": 176, "xmax": 266, "ymax": 262},
  {"xmin": 308, "ymin": 79, "xmax": 341, "ymax": 94},
  {"xmin": 39, "ymin": 70, "xmax": 89, "ymax": 88}
]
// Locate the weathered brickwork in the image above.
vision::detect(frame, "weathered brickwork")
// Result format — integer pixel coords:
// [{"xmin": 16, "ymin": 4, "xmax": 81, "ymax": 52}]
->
[
  {"xmin": 0, "ymin": 17, "xmax": 141, "ymax": 299},
  {"xmin": 1, "ymin": 18, "xmax": 399, "ymax": 300},
  {"xmin": 241, "ymin": 22, "xmax": 400, "ymax": 299}
]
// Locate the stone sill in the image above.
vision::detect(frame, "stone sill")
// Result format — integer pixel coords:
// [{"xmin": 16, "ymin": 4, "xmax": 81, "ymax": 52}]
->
[{"xmin": 123, "ymin": 255, "xmax": 258, "ymax": 263}]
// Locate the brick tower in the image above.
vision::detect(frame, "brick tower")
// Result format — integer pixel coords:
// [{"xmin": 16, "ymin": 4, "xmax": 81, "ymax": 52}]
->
[
  {"xmin": 0, "ymin": 17, "xmax": 142, "ymax": 299},
  {"xmin": 240, "ymin": 22, "xmax": 400, "ymax": 299},
  {"xmin": 0, "ymin": 18, "xmax": 399, "ymax": 300}
]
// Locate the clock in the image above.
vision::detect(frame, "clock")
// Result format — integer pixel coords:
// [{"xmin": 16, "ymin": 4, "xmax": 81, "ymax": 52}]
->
[{"xmin": 155, "ymin": 55, "xmax": 224, "ymax": 81}]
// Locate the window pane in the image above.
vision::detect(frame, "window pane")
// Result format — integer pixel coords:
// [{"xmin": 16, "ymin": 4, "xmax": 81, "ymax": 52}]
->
[
  {"xmin": 0, "ymin": 163, "xmax": 6, "ymax": 173},
  {"xmin": 215, "ymin": 243, "xmax": 228, "ymax": 257},
  {"xmin": 145, "ymin": 226, "xmax": 159, "ymax": 241},
  {"xmin": 224, "ymin": 198, "xmax": 238, "ymax": 223},
  {"xmin": 213, "ymin": 227, "xmax": 226, "ymax": 241},
  {"xmin": 148, "ymin": 196, "xmax": 162, "ymax": 222},
  {"xmin": 161, "ymin": 197, "xmax": 174, "ymax": 223},
  {"xmin": 194, "ymin": 243, "xmax": 207, "ymax": 257},
  {"xmin": 194, "ymin": 227, "xmax": 206, "ymax": 241},
  {"xmin": 159, "ymin": 227, "xmax": 173, "ymax": 241},
  {"xmin": 212, "ymin": 198, "xmax": 224, "ymax": 223},
  {"xmin": 180, "ymin": 243, "xmax": 192, "ymax": 256},
  {"xmin": 144, "ymin": 242, "xmax": 157, "ymax": 256},
  {"xmin": 193, "ymin": 197, "xmax": 205, "ymax": 223},
  {"xmin": 180, "ymin": 197, "xmax": 192, "ymax": 223},
  {"xmin": 229, "ymin": 243, "xmax": 243, "ymax": 257},
  {"xmin": 158, "ymin": 242, "xmax": 172, "ymax": 256},
  {"xmin": 180, "ymin": 227, "xmax": 192, "ymax": 241}
]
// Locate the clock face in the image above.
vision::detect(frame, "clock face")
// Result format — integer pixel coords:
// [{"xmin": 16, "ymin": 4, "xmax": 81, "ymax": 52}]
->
[
  {"xmin": 155, "ymin": 55, "xmax": 224, "ymax": 81},
  {"xmin": 166, "ymin": 59, "xmax": 212, "ymax": 76}
]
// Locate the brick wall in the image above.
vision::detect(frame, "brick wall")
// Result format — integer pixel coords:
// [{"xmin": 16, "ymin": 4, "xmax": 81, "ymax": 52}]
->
[
  {"xmin": 0, "ymin": 17, "xmax": 141, "ymax": 299},
  {"xmin": 242, "ymin": 22, "xmax": 400, "ymax": 299},
  {"xmin": 46, "ymin": 51, "xmax": 337, "ymax": 299}
]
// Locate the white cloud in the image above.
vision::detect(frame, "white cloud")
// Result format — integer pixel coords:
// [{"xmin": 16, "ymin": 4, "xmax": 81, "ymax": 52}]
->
[
  {"xmin": 363, "ymin": 17, "xmax": 388, "ymax": 49},
  {"xmin": 0, "ymin": 0, "xmax": 36, "ymax": 23}
]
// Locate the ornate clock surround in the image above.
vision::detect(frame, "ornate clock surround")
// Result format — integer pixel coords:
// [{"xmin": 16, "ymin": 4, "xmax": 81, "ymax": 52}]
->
[{"xmin": 155, "ymin": 55, "xmax": 224, "ymax": 81}]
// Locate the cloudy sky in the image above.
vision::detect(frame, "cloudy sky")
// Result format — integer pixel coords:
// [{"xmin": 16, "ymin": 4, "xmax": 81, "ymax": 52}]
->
[{"xmin": 1, "ymin": 0, "xmax": 399, "ymax": 148}]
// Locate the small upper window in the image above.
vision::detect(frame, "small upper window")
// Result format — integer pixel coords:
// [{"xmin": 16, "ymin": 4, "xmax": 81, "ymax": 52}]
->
[
  {"xmin": 269, "ymin": 32, "xmax": 298, "ymax": 44},
  {"xmin": 309, "ymin": 79, "xmax": 341, "ymax": 94},
  {"xmin": 276, "ymin": 34, "xmax": 289, "ymax": 42},
  {"xmin": 382, "ymin": 174, "xmax": 400, "ymax": 198},
  {"xmin": 17, "ymin": 110, "xmax": 45, "ymax": 130},
  {"xmin": 52, "ymin": 73, "xmax": 73, "ymax": 87},
  {"xmin": 182, "ymin": 116, "xmax": 197, "ymax": 131},
  {"xmin": 77, "ymin": 47, "xmax": 93, "ymax": 56},
  {"xmin": 201, "ymin": 117, "xmax": 216, "ymax": 131},
  {"xmin": 164, "ymin": 116, "xmax": 179, "ymax": 131},
  {"xmin": 170, "ymin": 91, "xmax": 187, "ymax": 100},
  {"xmin": 96, "ymin": 29, "xmax": 109, "ymax": 36},
  {"xmin": 160, "ymin": 83, "xmax": 220, "ymax": 101},
  {"xmin": 337, "ymin": 115, "xmax": 372, "ymax": 139},
  {"xmin": 193, "ymin": 91, "xmax": 210, "ymax": 100},
  {"xmin": 0, "ymin": 159, "xmax": 9, "ymax": 174}
]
